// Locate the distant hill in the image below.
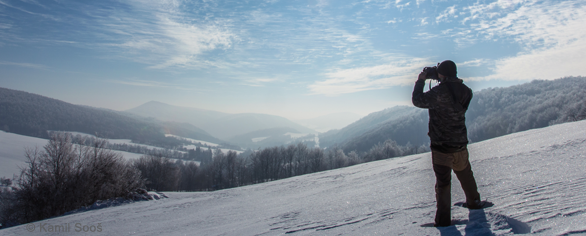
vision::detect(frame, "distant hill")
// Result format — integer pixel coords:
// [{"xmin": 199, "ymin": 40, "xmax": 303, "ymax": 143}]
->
[
  {"xmin": 322, "ymin": 77, "xmax": 586, "ymax": 153},
  {"xmin": 126, "ymin": 101, "xmax": 229, "ymax": 128},
  {"xmin": 126, "ymin": 102, "xmax": 316, "ymax": 140},
  {"xmin": 154, "ymin": 121, "xmax": 223, "ymax": 144},
  {"xmin": 319, "ymin": 106, "xmax": 423, "ymax": 149},
  {"xmin": 293, "ymin": 112, "xmax": 363, "ymax": 133},
  {"xmin": 339, "ymin": 109, "xmax": 428, "ymax": 153},
  {"xmin": 0, "ymin": 87, "xmax": 221, "ymax": 146}
]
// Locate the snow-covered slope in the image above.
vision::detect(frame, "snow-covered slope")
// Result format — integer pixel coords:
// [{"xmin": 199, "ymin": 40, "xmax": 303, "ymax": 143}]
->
[
  {"xmin": 0, "ymin": 131, "xmax": 48, "ymax": 179},
  {"xmin": 0, "ymin": 131, "xmax": 144, "ymax": 178},
  {"xmin": 2, "ymin": 120, "xmax": 586, "ymax": 235}
]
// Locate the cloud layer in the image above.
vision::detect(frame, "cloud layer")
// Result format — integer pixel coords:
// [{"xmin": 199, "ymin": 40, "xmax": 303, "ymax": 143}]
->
[
  {"xmin": 2, "ymin": 0, "xmax": 585, "ymax": 96},
  {"xmin": 458, "ymin": 0, "xmax": 586, "ymax": 81},
  {"xmin": 309, "ymin": 58, "xmax": 430, "ymax": 95}
]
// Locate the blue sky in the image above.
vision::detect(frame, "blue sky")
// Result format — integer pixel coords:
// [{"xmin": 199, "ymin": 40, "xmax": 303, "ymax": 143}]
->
[{"xmin": 1, "ymin": 0, "xmax": 585, "ymax": 120}]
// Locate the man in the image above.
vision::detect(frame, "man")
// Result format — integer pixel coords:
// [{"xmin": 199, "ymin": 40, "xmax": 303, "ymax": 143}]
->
[{"xmin": 412, "ymin": 60, "xmax": 482, "ymax": 227}]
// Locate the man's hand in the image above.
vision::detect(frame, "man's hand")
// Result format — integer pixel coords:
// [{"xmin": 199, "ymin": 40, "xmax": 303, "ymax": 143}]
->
[{"xmin": 418, "ymin": 71, "xmax": 427, "ymax": 81}]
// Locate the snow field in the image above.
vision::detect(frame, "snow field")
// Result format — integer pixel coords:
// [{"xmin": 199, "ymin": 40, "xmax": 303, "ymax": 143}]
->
[{"xmin": 1, "ymin": 120, "xmax": 585, "ymax": 235}]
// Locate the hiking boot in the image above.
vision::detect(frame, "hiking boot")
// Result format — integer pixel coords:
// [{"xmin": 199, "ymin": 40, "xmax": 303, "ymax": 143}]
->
[
  {"xmin": 464, "ymin": 199, "xmax": 483, "ymax": 209},
  {"xmin": 433, "ymin": 223, "xmax": 451, "ymax": 227}
]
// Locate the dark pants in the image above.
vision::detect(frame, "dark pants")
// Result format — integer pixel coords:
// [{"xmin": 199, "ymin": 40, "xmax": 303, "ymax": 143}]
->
[{"xmin": 433, "ymin": 148, "xmax": 480, "ymax": 226}]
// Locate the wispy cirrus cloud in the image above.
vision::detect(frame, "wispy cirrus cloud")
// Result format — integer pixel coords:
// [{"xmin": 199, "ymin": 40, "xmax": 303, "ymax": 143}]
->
[
  {"xmin": 308, "ymin": 57, "xmax": 430, "ymax": 96},
  {"xmin": 241, "ymin": 77, "xmax": 279, "ymax": 87},
  {"xmin": 415, "ymin": 0, "xmax": 425, "ymax": 7},
  {"xmin": 436, "ymin": 5, "xmax": 458, "ymax": 23},
  {"xmin": 98, "ymin": 1, "xmax": 236, "ymax": 69},
  {"xmin": 413, "ymin": 32, "xmax": 440, "ymax": 40},
  {"xmin": 460, "ymin": 59, "xmax": 491, "ymax": 67},
  {"xmin": 469, "ymin": 0, "xmax": 585, "ymax": 50},
  {"xmin": 236, "ymin": 2, "xmax": 378, "ymax": 69},
  {"xmin": 110, "ymin": 78, "xmax": 197, "ymax": 91},
  {"xmin": 395, "ymin": 0, "xmax": 410, "ymax": 10},
  {"xmin": 0, "ymin": 61, "xmax": 48, "ymax": 69},
  {"xmin": 0, "ymin": 0, "xmax": 59, "ymax": 20},
  {"xmin": 386, "ymin": 18, "xmax": 401, "ymax": 24},
  {"xmin": 0, "ymin": 0, "xmax": 237, "ymax": 69}
]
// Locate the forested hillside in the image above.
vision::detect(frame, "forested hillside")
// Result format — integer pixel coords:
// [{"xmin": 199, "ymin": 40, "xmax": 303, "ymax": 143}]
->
[
  {"xmin": 466, "ymin": 77, "xmax": 586, "ymax": 142},
  {"xmin": 125, "ymin": 101, "xmax": 229, "ymax": 128},
  {"xmin": 0, "ymin": 87, "xmax": 222, "ymax": 147},
  {"xmin": 318, "ymin": 106, "xmax": 422, "ymax": 148},
  {"xmin": 323, "ymin": 77, "xmax": 586, "ymax": 153}
]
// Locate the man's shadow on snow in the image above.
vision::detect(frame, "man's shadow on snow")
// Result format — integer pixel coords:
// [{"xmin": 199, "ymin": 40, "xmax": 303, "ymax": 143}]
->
[
  {"xmin": 434, "ymin": 201, "xmax": 531, "ymax": 236},
  {"xmin": 432, "ymin": 208, "xmax": 493, "ymax": 236}
]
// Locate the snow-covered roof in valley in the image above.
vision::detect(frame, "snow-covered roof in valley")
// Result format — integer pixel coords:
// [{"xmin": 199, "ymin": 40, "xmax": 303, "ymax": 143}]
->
[{"xmin": 2, "ymin": 120, "xmax": 586, "ymax": 235}]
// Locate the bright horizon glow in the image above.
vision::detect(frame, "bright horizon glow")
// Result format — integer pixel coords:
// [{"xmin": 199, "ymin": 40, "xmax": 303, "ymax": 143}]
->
[{"xmin": 1, "ymin": 0, "xmax": 585, "ymax": 120}]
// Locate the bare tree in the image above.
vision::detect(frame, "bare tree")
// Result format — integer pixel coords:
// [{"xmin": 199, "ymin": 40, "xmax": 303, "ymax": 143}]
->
[
  {"xmin": 178, "ymin": 161, "xmax": 199, "ymax": 191},
  {"xmin": 2, "ymin": 133, "xmax": 144, "ymax": 226},
  {"xmin": 133, "ymin": 154, "xmax": 180, "ymax": 191},
  {"xmin": 294, "ymin": 143, "xmax": 309, "ymax": 176},
  {"xmin": 283, "ymin": 144, "xmax": 296, "ymax": 178},
  {"xmin": 308, "ymin": 148, "xmax": 324, "ymax": 173}
]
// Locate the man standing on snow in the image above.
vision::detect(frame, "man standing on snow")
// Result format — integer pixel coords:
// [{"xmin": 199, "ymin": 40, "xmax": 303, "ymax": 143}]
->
[{"xmin": 412, "ymin": 60, "xmax": 482, "ymax": 227}]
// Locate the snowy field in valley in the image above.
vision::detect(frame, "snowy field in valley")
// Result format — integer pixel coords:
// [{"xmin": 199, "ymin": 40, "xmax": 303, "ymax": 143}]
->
[
  {"xmin": 61, "ymin": 131, "xmax": 178, "ymax": 152},
  {"xmin": 283, "ymin": 132, "xmax": 312, "ymax": 139},
  {"xmin": 0, "ymin": 131, "xmax": 49, "ymax": 179},
  {"xmin": 164, "ymin": 134, "xmax": 220, "ymax": 147},
  {"xmin": 0, "ymin": 132, "xmax": 144, "ymax": 178},
  {"xmin": 164, "ymin": 134, "xmax": 243, "ymax": 155},
  {"xmin": 2, "ymin": 120, "xmax": 586, "ymax": 235}
]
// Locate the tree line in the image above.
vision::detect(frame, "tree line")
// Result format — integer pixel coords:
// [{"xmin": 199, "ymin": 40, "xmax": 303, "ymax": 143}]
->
[{"xmin": 138, "ymin": 139, "xmax": 428, "ymax": 192}]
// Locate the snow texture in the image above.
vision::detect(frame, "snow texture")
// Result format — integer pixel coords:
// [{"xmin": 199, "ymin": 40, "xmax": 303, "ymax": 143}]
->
[{"xmin": 2, "ymin": 120, "xmax": 586, "ymax": 235}]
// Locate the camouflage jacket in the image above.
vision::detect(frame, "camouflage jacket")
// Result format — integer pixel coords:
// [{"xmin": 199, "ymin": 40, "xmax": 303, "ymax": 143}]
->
[{"xmin": 412, "ymin": 77, "xmax": 473, "ymax": 153}]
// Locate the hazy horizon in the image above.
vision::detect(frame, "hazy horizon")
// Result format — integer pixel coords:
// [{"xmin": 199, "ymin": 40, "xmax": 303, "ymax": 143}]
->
[{"xmin": 1, "ymin": 0, "xmax": 585, "ymax": 120}]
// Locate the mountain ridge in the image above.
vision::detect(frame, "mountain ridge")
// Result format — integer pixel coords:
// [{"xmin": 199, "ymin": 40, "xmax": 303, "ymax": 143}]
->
[
  {"xmin": 125, "ymin": 101, "xmax": 230, "ymax": 128},
  {"xmin": 0, "ymin": 87, "xmax": 222, "ymax": 146},
  {"xmin": 125, "ymin": 101, "xmax": 316, "ymax": 139}
]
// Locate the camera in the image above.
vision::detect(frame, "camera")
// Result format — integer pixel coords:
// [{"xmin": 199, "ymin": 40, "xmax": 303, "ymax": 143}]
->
[{"xmin": 423, "ymin": 66, "xmax": 439, "ymax": 81}]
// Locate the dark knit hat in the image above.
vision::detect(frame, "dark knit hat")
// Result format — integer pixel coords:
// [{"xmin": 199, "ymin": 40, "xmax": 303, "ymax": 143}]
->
[{"xmin": 437, "ymin": 60, "xmax": 457, "ymax": 77}]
